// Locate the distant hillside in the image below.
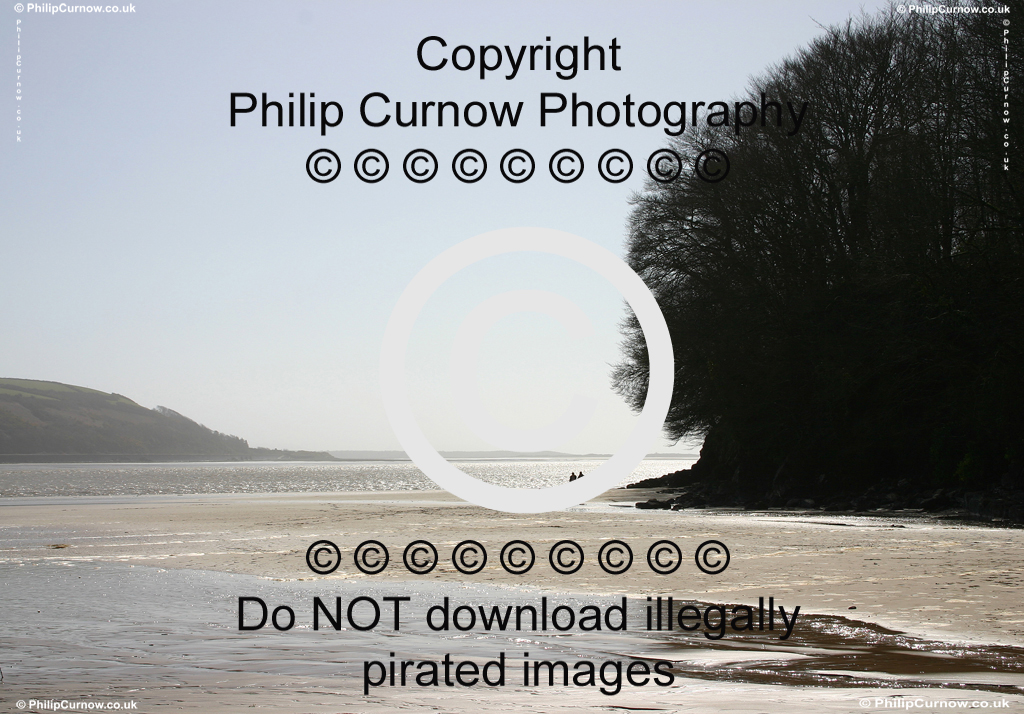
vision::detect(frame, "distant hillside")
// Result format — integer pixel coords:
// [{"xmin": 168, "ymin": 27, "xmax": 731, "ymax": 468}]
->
[{"xmin": 0, "ymin": 378, "xmax": 337, "ymax": 463}]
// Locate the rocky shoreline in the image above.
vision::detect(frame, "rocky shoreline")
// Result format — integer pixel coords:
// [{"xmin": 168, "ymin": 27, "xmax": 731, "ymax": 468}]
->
[{"xmin": 628, "ymin": 469, "xmax": 1024, "ymax": 525}]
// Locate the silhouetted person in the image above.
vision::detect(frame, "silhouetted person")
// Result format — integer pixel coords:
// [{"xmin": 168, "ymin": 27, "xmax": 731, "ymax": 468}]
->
[{"xmin": 569, "ymin": 472, "xmax": 578, "ymax": 481}]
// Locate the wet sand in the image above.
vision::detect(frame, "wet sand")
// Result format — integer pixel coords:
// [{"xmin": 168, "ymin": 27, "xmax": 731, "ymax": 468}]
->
[
  {"xmin": 4, "ymin": 489, "xmax": 1022, "ymax": 643},
  {"xmin": 1, "ymin": 490, "xmax": 1023, "ymax": 712}
]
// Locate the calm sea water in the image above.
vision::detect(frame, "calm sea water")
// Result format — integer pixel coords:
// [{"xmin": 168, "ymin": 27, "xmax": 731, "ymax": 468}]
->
[{"xmin": 0, "ymin": 458, "xmax": 696, "ymax": 498}]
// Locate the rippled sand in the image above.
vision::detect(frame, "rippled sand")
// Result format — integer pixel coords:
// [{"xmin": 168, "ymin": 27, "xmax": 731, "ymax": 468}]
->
[{"xmin": 1, "ymin": 489, "xmax": 1022, "ymax": 712}]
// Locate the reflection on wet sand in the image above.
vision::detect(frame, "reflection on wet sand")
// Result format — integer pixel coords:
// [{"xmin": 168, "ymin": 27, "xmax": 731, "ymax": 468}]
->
[
  {"xmin": 2, "ymin": 562, "xmax": 1021, "ymax": 712},
  {"xmin": 650, "ymin": 610, "xmax": 1024, "ymax": 693},
  {"xmin": 2, "ymin": 488, "xmax": 1023, "ymax": 711}
]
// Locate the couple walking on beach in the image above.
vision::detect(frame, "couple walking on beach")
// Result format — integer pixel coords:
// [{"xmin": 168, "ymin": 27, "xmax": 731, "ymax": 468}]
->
[{"xmin": 569, "ymin": 471, "xmax": 585, "ymax": 482}]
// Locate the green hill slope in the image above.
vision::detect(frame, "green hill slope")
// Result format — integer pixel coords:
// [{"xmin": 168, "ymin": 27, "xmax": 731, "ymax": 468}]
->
[{"xmin": 0, "ymin": 378, "xmax": 335, "ymax": 462}]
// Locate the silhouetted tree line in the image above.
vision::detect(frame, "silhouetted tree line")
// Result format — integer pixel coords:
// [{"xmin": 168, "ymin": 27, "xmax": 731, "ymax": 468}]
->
[{"xmin": 615, "ymin": 3, "xmax": 1023, "ymax": 503}]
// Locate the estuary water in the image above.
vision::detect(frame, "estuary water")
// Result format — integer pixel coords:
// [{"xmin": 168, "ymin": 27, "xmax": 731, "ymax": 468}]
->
[{"xmin": 0, "ymin": 457, "xmax": 696, "ymax": 498}]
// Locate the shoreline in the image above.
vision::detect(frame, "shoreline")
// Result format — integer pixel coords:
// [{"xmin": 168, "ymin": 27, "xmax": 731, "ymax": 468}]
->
[
  {"xmin": 4, "ymin": 489, "xmax": 1023, "ymax": 712},
  {"xmin": 630, "ymin": 468, "xmax": 1024, "ymax": 526},
  {"xmin": 2, "ymin": 489, "xmax": 1023, "ymax": 648}
]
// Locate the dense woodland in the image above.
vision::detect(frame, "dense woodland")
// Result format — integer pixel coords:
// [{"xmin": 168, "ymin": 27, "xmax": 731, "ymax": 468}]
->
[{"xmin": 615, "ymin": 4, "xmax": 1024, "ymax": 508}]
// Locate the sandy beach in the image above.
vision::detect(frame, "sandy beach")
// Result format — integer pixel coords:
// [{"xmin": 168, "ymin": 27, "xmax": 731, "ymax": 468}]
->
[{"xmin": 2, "ymin": 489, "xmax": 1023, "ymax": 712}]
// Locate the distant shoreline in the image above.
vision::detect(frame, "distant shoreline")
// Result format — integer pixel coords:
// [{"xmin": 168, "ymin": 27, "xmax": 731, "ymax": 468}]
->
[
  {"xmin": 328, "ymin": 450, "xmax": 697, "ymax": 462},
  {"xmin": 0, "ymin": 453, "xmax": 341, "ymax": 464},
  {"xmin": 0, "ymin": 451, "xmax": 698, "ymax": 465}
]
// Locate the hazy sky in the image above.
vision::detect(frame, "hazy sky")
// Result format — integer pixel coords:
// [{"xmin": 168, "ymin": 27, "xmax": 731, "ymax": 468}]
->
[{"xmin": 2, "ymin": 0, "xmax": 889, "ymax": 452}]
